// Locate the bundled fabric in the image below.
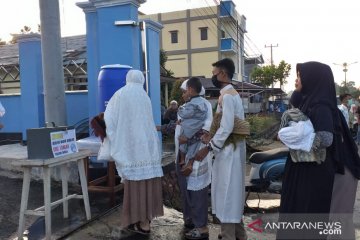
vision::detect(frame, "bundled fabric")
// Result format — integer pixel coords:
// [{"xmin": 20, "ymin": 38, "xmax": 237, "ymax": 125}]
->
[
  {"xmin": 90, "ymin": 112, "xmax": 106, "ymax": 142},
  {"xmin": 209, "ymin": 112, "xmax": 250, "ymax": 148},
  {"xmin": 278, "ymin": 108, "xmax": 325, "ymax": 164}
]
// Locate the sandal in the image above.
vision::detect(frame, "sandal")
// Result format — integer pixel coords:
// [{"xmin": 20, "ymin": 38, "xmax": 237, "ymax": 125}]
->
[
  {"xmin": 218, "ymin": 234, "xmax": 244, "ymax": 240},
  {"xmin": 185, "ymin": 228, "xmax": 209, "ymax": 239},
  {"xmin": 184, "ymin": 222, "xmax": 195, "ymax": 230},
  {"xmin": 127, "ymin": 222, "xmax": 151, "ymax": 235}
]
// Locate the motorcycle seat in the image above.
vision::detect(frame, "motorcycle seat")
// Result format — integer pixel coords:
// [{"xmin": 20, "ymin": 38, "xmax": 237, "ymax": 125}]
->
[{"xmin": 249, "ymin": 147, "xmax": 289, "ymax": 164}]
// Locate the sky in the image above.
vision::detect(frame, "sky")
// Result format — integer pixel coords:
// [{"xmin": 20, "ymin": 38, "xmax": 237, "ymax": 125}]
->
[{"xmin": 1, "ymin": 0, "xmax": 359, "ymax": 93}]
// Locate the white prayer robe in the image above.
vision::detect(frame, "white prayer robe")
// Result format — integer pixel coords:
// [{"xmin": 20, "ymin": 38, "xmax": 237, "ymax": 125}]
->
[
  {"xmin": 210, "ymin": 84, "xmax": 246, "ymax": 223},
  {"xmin": 104, "ymin": 70, "xmax": 163, "ymax": 181}
]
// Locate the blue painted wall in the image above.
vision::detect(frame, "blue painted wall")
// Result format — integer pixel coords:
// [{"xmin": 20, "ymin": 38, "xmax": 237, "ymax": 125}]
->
[
  {"xmin": 0, "ymin": 95, "xmax": 22, "ymax": 132},
  {"xmin": 0, "ymin": 92, "xmax": 88, "ymax": 137},
  {"xmin": 65, "ymin": 91, "xmax": 89, "ymax": 126}
]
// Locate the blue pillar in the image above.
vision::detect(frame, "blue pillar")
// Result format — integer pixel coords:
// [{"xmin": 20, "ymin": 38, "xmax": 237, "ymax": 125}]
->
[
  {"xmin": 143, "ymin": 20, "xmax": 163, "ymax": 129},
  {"xmin": 76, "ymin": 2, "xmax": 100, "ymax": 118},
  {"xmin": 77, "ymin": 0, "xmax": 145, "ymax": 120},
  {"xmin": 18, "ymin": 34, "xmax": 45, "ymax": 140}
]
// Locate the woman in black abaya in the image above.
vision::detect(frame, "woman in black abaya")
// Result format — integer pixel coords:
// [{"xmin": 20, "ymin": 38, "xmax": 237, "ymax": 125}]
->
[{"xmin": 277, "ymin": 62, "xmax": 338, "ymax": 239}]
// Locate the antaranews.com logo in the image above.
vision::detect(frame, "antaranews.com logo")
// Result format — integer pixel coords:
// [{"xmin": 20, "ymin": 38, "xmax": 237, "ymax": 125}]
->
[{"xmin": 247, "ymin": 215, "xmax": 344, "ymax": 239}]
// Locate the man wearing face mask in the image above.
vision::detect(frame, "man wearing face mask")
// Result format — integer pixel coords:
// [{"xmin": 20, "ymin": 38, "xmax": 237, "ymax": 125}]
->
[
  {"xmin": 338, "ymin": 93, "xmax": 352, "ymax": 127},
  {"xmin": 194, "ymin": 58, "xmax": 247, "ymax": 240}
]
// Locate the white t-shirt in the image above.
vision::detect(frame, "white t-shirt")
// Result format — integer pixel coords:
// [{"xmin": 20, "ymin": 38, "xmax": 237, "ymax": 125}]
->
[{"xmin": 338, "ymin": 104, "xmax": 349, "ymax": 127}]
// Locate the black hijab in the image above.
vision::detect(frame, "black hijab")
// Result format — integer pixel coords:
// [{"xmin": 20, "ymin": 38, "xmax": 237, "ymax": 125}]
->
[
  {"xmin": 289, "ymin": 90, "xmax": 303, "ymax": 108},
  {"xmin": 296, "ymin": 61, "xmax": 337, "ymax": 115}
]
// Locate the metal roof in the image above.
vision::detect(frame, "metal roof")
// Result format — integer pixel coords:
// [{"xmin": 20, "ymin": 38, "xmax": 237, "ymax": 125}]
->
[{"xmin": 0, "ymin": 35, "xmax": 87, "ymax": 65}]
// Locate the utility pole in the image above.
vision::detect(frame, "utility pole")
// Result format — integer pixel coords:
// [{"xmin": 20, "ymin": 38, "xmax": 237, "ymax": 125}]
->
[
  {"xmin": 39, "ymin": 0, "xmax": 67, "ymax": 126},
  {"xmin": 333, "ymin": 61, "xmax": 358, "ymax": 89},
  {"xmin": 265, "ymin": 43, "xmax": 278, "ymax": 66},
  {"xmin": 265, "ymin": 43, "xmax": 279, "ymax": 103}
]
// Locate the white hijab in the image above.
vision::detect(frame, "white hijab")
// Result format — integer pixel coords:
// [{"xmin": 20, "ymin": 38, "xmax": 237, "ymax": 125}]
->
[{"xmin": 104, "ymin": 70, "xmax": 163, "ymax": 180}]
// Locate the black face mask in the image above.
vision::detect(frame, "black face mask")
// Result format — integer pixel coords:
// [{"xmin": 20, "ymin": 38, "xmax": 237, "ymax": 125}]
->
[{"xmin": 211, "ymin": 74, "xmax": 222, "ymax": 89}]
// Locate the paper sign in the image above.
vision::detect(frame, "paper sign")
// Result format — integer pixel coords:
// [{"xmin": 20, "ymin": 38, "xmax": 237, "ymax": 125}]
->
[{"xmin": 50, "ymin": 129, "xmax": 78, "ymax": 158}]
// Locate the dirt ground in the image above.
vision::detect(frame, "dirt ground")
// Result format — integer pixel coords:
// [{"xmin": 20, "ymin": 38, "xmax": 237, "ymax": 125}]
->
[{"xmin": 1, "ymin": 141, "xmax": 360, "ymax": 240}]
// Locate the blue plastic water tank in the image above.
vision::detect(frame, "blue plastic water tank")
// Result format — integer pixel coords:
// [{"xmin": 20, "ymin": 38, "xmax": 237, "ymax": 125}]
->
[{"xmin": 98, "ymin": 64, "xmax": 132, "ymax": 112}]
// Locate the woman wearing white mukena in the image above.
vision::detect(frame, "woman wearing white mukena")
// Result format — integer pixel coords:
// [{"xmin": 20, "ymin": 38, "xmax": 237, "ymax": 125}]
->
[{"xmin": 104, "ymin": 69, "xmax": 164, "ymax": 235}]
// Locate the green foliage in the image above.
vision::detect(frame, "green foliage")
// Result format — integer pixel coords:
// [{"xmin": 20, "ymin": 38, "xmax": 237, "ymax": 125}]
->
[
  {"xmin": 9, "ymin": 25, "xmax": 34, "ymax": 44},
  {"xmin": 170, "ymin": 79, "xmax": 185, "ymax": 106},
  {"xmin": 250, "ymin": 60, "xmax": 291, "ymax": 87},
  {"xmin": 160, "ymin": 49, "xmax": 174, "ymax": 77},
  {"xmin": 276, "ymin": 60, "xmax": 291, "ymax": 86},
  {"xmin": 160, "ymin": 49, "xmax": 167, "ymax": 68},
  {"xmin": 246, "ymin": 114, "xmax": 277, "ymax": 135},
  {"xmin": 335, "ymin": 81, "xmax": 360, "ymax": 99}
]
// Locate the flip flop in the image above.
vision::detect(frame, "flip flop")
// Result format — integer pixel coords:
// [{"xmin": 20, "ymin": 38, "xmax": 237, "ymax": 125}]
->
[
  {"xmin": 218, "ymin": 234, "xmax": 244, "ymax": 240},
  {"xmin": 127, "ymin": 222, "xmax": 151, "ymax": 235},
  {"xmin": 185, "ymin": 228, "xmax": 209, "ymax": 240}
]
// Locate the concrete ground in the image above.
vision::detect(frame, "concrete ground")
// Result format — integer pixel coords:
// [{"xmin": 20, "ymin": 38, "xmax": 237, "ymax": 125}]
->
[{"xmin": 1, "ymin": 142, "xmax": 360, "ymax": 240}]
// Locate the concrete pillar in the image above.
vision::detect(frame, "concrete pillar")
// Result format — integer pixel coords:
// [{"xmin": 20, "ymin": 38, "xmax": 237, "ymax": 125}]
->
[
  {"xmin": 39, "ymin": 0, "xmax": 67, "ymax": 126},
  {"xmin": 77, "ymin": 0, "xmax": 145, "ymax": 119},
  {"xmin": 18, "ymin": 34, "xmax": 45, "ymax": 140},
  {"xmin": 142, "ymin": 20, "xmax": 163, "ymax": 128}
]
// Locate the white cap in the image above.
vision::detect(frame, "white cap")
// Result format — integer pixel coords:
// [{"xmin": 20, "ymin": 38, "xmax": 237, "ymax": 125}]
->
[
  {"xmin": 180, "ymin": 79, "xmax": 188, "ymax": 90},
  {"xmin": 180, "ymin": 79, "xmax": 206, "ymax": 96}
]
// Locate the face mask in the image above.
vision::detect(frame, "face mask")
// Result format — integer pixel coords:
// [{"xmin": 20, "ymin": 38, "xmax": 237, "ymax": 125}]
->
[
  {"xmin": 348, "ymin": 99, "xmax": 353, "ymax": 106},
  {"xmin": 211, "ymin": 74, "xmax": 222, "ymax": 89}
]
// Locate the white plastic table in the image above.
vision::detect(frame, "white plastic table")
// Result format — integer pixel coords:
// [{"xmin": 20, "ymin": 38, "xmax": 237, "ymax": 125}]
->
[{"xmin": 12, "ymin": 150, "xmax": 92, "ymax": 240}]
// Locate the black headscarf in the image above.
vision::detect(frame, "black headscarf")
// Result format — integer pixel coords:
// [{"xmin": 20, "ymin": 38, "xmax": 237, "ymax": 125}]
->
[
  {"xmin": 289, "ymin": 90, "xmax": 303, "ymax": 108},
  {"xmin": 296, "ymin": 61, "xmax": 337, "ymax": 115}
]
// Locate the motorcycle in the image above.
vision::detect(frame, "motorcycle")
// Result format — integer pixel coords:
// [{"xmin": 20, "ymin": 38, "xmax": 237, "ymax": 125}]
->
[{"xmin": 247, "ymin": 147, "xmax": 289, "ymax": 195}]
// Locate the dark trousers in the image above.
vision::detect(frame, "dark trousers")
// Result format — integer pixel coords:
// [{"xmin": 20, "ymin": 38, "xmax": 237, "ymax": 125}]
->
[{"xmin": 176, "ymin": 161, "xmax": 209, "ymax": 228}]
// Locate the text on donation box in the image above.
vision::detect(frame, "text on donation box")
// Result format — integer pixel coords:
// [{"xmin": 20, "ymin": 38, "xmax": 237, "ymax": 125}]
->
[{"xmin": 50, "ymin": 129, "xmax": 78, "ymax": 157}]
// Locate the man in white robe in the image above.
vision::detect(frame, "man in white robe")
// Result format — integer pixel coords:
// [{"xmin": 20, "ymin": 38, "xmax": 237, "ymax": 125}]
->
[{"xmin": 195, "ymin": 58, "xmax": 247, "ymax": 240}]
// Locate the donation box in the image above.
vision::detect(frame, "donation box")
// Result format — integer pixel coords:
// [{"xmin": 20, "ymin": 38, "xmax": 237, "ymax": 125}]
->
[{"xmin": 27, "ymin": 126, "xmax": 77, "ymax": 159}]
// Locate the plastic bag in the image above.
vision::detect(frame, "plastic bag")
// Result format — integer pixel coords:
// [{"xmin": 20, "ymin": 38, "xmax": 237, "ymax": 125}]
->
[{"xmin": 97, "ymin": 137, "xmax": 111, "ymax": 161}]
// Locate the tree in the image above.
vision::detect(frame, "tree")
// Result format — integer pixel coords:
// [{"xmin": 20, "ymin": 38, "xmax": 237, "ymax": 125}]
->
[
  {"xmin": 335, "ymin": 81, "xmax": 360, "ymax": 99},
  {"xmin": 250, "ymin": 60, "xmax": 291, "ymax": 111},
  {"xmin": 160, "ymin": 49, "xmax": 174, "ymax": 77},
  {"xmin": 275, "ymin": 60, "xmax": 291, "ymax": 88},
  {"xmin": 9, "ymin": 25, "xmax": 36, "ymax": 44},
  {"xmin": 170, "ymin": 79, "xmax": 185, "ymax": 106},
  {"xmin": 20, "ymin": 26, "xmax": 31, "ymax": 34},
  {"xmin": 250, "ymin": 60, "xmax": 291, "ymax": 88}
]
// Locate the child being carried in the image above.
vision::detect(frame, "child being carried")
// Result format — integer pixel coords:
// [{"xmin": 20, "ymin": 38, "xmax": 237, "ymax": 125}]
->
[{"xmin": 178, "ymin": 77, "xmax": 208, "ymax": 176}]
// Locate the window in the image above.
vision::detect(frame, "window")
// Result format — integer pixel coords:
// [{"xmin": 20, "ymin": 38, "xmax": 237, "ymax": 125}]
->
[
  {"xmin": 221, "ymin": 30, "xmax": 225, "ymax": 38},
  {"xmin": 200, "ymin": 27, "xmax": 208, "ymax": 40},
  {"xmin": 170, "ymin": 31, "xmax": 178, "ymax": 43}
]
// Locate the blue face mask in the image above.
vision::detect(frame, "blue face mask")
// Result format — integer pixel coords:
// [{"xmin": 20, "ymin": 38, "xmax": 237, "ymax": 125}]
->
[{"xmin": 348, "ymin": 99, "xmax": 353, "ymax": 106}]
